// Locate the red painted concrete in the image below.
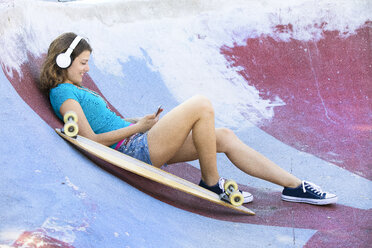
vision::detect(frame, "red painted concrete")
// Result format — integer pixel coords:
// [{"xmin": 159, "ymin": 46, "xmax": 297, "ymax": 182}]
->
[
  {"xmin": 14, "ymin": 230, "xmax": 74, "ymax": 248},
  {"xmin": 222, "ymin": 23, "xmax": 372, "ymax": 180}
]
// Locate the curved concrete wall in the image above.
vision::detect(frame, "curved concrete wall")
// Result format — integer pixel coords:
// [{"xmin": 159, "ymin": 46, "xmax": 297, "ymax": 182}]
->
[{"xmin": 0, "ymin": 0, "xmax": 371, "ymax": 247}]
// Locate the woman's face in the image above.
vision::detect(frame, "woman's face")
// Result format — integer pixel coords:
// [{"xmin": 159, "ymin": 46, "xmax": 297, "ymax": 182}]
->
[{"xmin": 66, "ymin": 50, "xmax": 90, "ymax": 85}]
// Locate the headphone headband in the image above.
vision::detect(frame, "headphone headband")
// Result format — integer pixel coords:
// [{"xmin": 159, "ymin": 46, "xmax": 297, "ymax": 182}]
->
[
  {"xmin": 66, "ymin": 35, "xmax": 83, "ymax": 55},
  {"xmin": 56, "ymin": 35, "xmax": 83, "ymax": 68}
]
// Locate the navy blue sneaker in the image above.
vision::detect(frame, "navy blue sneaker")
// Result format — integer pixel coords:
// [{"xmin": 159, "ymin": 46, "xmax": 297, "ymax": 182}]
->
[
  {"xmin": 199, "ymin": 178, "xmax": 253, "ymax": 203},
  {"xmin": 282, "ymin": 181, "xmax": 337, "ymax": 205}
]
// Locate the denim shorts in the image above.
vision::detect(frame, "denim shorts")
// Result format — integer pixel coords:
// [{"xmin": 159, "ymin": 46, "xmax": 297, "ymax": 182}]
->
[{"xmin": 116, "ymin": 133, "xmax": 153, "ymax": 165}]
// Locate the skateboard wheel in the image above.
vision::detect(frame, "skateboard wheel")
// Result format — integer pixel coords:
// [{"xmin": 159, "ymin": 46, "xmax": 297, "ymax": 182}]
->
[
  {"xmin": 229, "ymin": 191, "xmax": 244, "ymax": 206},
  {"xmin": 64, "ymin": 120, "xmax": 78, "ymax": 137},
  {"xmin": 224, "ymin": 180, "xmax": 238, "ymax": 195},
  {"xmin": 64, "ymin": 111, "xmax": 78, "ymax": 124}
]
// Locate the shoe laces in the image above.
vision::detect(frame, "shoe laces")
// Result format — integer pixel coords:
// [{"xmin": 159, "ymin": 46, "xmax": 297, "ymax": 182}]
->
[
  {"xmin": 302, "ymin": 181, "xmax": 324, "ymax": 196},
  {"xmin": 218, "ymin": 178, "xmax": 226, "ymax": 192}
]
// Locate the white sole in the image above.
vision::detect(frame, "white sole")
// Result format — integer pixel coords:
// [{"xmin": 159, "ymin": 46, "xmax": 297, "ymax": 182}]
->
[
  {"xmin": 243, "ymin": 195, "xmax": 254, "ymax": 204},
  {"xmin": 281, "ymin": 195, "xmax": 338, "ymax": 205}
]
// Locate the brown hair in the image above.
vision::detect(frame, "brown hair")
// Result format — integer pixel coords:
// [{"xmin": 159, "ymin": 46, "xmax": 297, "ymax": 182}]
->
[{"xmin": 39, "ymin": 32, "xmax": 92, "ymax": 93}]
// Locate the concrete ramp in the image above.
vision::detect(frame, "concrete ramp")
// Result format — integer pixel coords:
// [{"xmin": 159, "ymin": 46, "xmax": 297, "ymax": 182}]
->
[{"xmin": 1, "ymin": 0, "xmax": 371, "ymax": 247}]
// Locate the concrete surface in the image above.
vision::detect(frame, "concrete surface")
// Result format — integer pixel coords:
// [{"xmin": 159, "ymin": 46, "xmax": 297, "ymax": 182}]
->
[{"xmin": 0, "ymin": 0, "xmax": 371, "ymax": 247}]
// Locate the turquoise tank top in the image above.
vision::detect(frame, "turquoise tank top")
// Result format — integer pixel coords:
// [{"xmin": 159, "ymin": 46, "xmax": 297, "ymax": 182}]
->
[{"xmin": 50, "ymin": 83, "xmax": 131, "ymax": 148}]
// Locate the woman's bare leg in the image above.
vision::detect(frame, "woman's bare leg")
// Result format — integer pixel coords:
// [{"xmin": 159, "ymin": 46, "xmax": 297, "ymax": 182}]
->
[
  {"xmin": 168, "ymin": 128, "xmax": 302, "ymax": 188},
  {"xmin": 217, "ymin": 128, "xmax": 301, "ymax": 188},
  {"xmin": 147, "ymin": 95, "xmax": 220, "ymax": 186}
]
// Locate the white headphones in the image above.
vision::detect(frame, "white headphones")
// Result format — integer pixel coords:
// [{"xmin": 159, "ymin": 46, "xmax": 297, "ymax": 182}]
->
[{"xmin": 56, "ymin": 35, "xmax": 83, "ymax": 68}]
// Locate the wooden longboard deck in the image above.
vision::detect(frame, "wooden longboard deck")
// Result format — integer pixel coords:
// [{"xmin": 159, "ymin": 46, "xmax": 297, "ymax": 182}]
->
[{"xmin": 55, "ymin": 129, "xmax": 255, "ymax": 215}]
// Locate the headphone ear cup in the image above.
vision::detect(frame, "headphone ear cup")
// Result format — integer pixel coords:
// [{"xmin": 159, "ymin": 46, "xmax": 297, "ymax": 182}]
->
[{"xmin": 56, "ymin": 53, "xmax": 71, "ymax": 68}]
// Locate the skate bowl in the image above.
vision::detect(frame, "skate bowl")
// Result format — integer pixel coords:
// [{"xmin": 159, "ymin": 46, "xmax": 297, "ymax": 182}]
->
[{"xmin": 0, "ymin": 0, "xmax": 371, "ymax": 247}]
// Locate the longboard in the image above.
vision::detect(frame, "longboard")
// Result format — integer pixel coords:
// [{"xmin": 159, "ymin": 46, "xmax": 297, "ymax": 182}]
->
[{"xmin": 55, "ymin": 128, "xmax": 255, "ymax": 215}]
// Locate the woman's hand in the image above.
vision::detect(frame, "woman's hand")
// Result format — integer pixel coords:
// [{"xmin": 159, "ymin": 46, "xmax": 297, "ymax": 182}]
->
[{"xmin": 135, "ymin": 114, "xmax": 159, "ymax": 133}]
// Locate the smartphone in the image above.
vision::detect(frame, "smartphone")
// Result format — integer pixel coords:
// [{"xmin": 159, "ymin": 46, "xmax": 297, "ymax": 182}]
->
[{"xmin": 155, "ymin": 105, "xmax": 163, "ymax": 117}]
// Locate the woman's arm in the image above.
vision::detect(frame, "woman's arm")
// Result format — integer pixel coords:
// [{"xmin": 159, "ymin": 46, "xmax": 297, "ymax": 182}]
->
[
  {"xmin": 123, "ymin": 117, "xmax": 140, "ymax": 123},
  {"xmin": 60, "ymin": 99, "xmax": 157, "ymax": 146}
]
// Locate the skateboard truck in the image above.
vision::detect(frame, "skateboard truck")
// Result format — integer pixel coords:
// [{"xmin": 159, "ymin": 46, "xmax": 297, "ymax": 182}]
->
[{"xmin": 219, "ymin": 179, "xmax": 244, "ymax": 206}]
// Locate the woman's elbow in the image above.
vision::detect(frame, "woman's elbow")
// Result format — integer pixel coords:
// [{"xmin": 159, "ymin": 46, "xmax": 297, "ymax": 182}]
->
[{"xmin": 79, "ymin": 130, "xmax": 98, "ymax": 142}]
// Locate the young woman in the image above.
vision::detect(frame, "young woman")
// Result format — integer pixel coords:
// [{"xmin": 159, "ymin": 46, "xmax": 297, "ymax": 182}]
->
[{"xmin": 40, "ymin": 32, "xmax": 337, "ymax": 205}]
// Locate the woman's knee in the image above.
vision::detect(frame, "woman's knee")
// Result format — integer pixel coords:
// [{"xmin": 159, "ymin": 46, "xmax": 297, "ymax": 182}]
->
[
  {"xmin": 216, "ymin": 128, "xmax": 236, "ymax": 152},
  {"xmin": 189, "ymin": 95, "xmax": 214, "ymax": 116}
]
